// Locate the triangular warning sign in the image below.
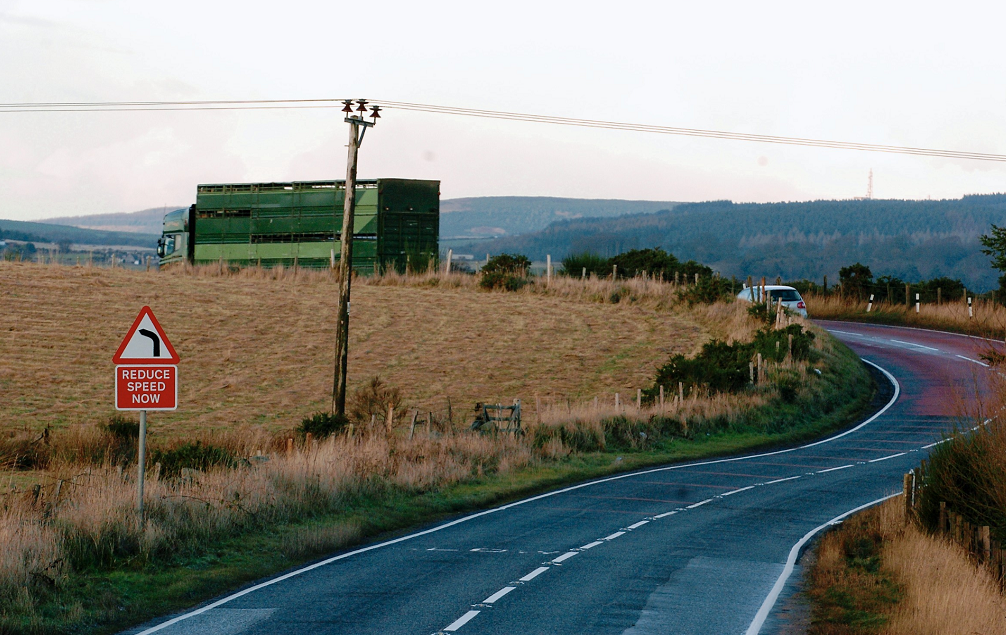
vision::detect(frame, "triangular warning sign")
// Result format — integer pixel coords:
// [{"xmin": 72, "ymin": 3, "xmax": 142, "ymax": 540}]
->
[{"xmin": 112, "ymin": 306, "xmax": 180, "ymax": 364}]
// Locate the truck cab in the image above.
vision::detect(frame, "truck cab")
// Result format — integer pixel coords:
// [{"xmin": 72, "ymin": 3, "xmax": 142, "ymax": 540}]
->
[{"xmin": 157, "ymin": 206, "xmax": 194, "ymax": 266}]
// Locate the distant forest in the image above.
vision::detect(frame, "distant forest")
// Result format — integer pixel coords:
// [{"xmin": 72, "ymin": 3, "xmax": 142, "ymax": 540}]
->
[
  {"xmin": 456, "ymin": 194, "xmax": 1006, "ymax": 291},
  {"xmin": 0, "ymin": 219, "xmax": 158, "ymax": 248}
]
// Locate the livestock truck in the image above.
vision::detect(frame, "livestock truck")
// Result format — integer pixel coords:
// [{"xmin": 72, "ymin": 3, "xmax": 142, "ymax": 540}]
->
[{"xmin": 157, "ymin": 178, "xmax": 439, "ymax": 274}]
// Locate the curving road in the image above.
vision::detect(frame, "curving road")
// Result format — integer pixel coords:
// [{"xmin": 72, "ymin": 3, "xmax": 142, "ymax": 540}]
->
[{"xmin": 126, "ymin": 321, "xmax": 994, "ymax": 635}]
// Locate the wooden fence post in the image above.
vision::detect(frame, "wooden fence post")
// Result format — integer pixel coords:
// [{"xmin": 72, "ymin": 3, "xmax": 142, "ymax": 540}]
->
[
  {"xmin": 903, "ymin": 472, "xmax": 913, "ymax": 522},
  {"xmin": 636, "ymin": 389, "xmax": 641, "ymax": 410},
  {"xmin": 409, "ymin": 410, "xmax": 419, "ymax": 439},
  {"xmin": 659, "ymin": 385, "xmax": 664, "ymax": 409},
  {"xmin": 939, "ymin": 501, "xmax": 947, "ymax": 536},
  {"xmin": 982, "ymin": 525, "xmax": 991, "ymax": 563}
]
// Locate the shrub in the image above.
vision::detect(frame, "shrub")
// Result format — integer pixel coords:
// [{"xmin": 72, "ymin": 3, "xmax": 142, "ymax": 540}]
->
[
  {"xmin": 644, "ymin": 324, "xmax": 816, "ymax": 399},
  {"xmin": 298, "ymin": 412, "xmax": 350, "ymax": 439},
  {"xmin": 479, "ymin": 253, "xmax": 531, "ymax": 291},
  {"xmin": 348, "ymin": 376, "xmax": 404, "ymax": 428},
  {"xmin": 678, "ymin": 276, "xmax": 735, "ymax": 305},
  {"xmin": 150, "ymin": 442, "xmax": 237, "ymax": 478},
  {"xmin": 610, "ymin": 248, "xmax": 684, "ymax": 279},
  {"xmin": 104, "ymin": 415, "xmax": 139, "ymax": 439},
  {"xmin": 561, "ymin": 252, "xmax": 610, "ymax": 278}
]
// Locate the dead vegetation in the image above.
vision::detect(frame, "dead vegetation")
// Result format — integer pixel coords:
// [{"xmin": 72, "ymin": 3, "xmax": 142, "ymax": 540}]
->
[
  {"xmin": 0, "ymin": 261, "xmax": 724, "ymax": 437},
  {"xmin": 804, "ymin": 291, "xmax": 1006, "ymax": 338},
  {"xmin": 808, "ymin": 496, "xmax": 1006, "ymax": 635}
]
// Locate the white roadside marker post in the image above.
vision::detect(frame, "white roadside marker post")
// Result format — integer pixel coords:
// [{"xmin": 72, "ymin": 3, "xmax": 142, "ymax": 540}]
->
[{"xmin": 867, "ymin": 294, "xmax": 874, "ymax": 312}]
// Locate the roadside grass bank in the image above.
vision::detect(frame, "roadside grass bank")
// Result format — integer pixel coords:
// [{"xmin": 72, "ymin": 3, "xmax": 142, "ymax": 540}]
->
[
  {"xmin": 807, "ymin": 497, "xmax": 1006, "ymax": 635},
  {"xmin": 3, "ymin": 344, "xmax": 873, "ymax": 635},
  {"xmin": 1, "ymin": 261, "xmax": 874, "ymax": 634},
  {"xmin": 804, "ymin": 291, "xmax": 1006, "ymax": 339}
]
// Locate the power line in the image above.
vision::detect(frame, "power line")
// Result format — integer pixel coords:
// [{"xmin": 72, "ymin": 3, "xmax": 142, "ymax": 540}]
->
[{"xmin": 2, "ymin": 97, "xmax": 1005, "ymax": 163}]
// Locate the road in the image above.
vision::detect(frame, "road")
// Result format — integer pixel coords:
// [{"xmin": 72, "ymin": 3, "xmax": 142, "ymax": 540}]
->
[{"xmin": 126, "ymin": 321, "xmax": 994, "ymax": 635}]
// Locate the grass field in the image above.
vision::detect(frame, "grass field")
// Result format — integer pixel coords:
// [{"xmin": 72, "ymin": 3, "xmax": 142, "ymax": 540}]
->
[
  {"xmin": 0, "ymin": 262, "xmax": 719, "ymax": 436},
  {"xmin": 0, "ymin": 262, "xmax": 875, "ymax": 634}
]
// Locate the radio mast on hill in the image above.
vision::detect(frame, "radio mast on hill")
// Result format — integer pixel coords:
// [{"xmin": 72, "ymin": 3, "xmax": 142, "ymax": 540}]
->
[{"xmin": 866, "ymin": 169, "xmax": 874, "ymax": 199}]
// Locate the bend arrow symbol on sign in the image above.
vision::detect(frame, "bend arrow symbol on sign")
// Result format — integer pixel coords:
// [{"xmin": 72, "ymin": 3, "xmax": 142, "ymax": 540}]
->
[{"xmin": 138, "ymin": 329, "xmax": 160, "ymax": 357}]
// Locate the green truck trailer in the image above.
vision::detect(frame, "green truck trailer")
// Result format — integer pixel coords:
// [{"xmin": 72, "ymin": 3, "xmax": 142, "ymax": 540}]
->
[{"xmin": 157, "ymin": 178, "xmax": 439, "ymax": 273}]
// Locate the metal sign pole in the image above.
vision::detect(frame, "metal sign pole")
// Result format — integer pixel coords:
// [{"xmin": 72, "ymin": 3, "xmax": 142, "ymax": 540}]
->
[{"xmin": 137, "ymin": 409, "xmax": 147, "ymax": 527}]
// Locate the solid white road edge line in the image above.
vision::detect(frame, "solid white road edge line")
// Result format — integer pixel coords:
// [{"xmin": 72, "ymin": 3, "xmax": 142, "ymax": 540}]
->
[
  {"xmin": 519, "ymin": 567, "xmax": 549, "ymax": 582},
  {"xmin": 444, "ymin": 610, "xmax": 480, "ymax": 632},
  {"xmin": 134, "ymin": 359, "xmax": 899, "ymax": 635},
  {"xmin": 482, "ymin": 586, "xmax": 515, "ymax": 604},
  {"xmin": 744, "ymin": 493, "xmax": 900, "ymax": 635}
]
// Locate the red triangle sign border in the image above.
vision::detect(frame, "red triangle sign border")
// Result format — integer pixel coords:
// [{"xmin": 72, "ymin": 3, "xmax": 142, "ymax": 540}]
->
[{"xmin": 112, "ymin": 306, "xmax": 180, "ymax": 364}]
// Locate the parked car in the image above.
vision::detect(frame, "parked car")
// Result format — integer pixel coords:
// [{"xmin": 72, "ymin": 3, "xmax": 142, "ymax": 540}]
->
[{"xmin": 737, "ymin": 284, "xmax": 808, "ymax": 317}]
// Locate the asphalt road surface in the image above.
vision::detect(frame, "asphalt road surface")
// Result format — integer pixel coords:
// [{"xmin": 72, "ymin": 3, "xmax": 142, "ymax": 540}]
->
[{"xmin": 127, "ymin": 321, "xmax": 994, "ymax": 635}]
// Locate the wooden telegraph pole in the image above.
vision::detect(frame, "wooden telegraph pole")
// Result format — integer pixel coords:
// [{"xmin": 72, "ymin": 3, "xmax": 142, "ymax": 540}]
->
[{"xmin": 333, "ymin": 100, "xmax": 379, "ymax": 416}]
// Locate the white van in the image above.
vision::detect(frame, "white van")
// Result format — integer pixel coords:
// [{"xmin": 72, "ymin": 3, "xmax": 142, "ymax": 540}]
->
[{"xmin": 737, "ymin": 285, "xmax": 808, "ymax": 317}]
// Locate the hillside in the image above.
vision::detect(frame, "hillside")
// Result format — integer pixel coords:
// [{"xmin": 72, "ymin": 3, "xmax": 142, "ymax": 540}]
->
[
  {"xmin": 440, "ymin": 196, "xmax": 678, "ymax": 239},
  {"xmin": 41, "ymin": 206, "xmax": 180, "ymax": 235},
  {"xmin": 458, "ymin": 194, "xmax": 1006, "ymax": 290},
  {"xmin": 0, "ymin": 262, "xmax": 706, "ymax": 435},
  {"xmin": 0, "ymin": 218, "xmax": 159, "ymax": 249}
]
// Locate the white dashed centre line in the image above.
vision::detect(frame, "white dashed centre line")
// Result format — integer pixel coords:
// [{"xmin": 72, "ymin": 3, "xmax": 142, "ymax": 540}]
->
[
  {"xmin": 552, "ymin": 551, "xmax": 578, "ymax": 563},
  {"xmin": 763, "ymin": 475, "xmax": 802, "ymax": 485},
  {"xmin": 721, "ymin": 485, "xmax": 755, "ymax": 496},
  {"xmin": 868, "ymin": 452, "xmax": 906, "ymax": 463},
  {"xmin": 817, "ymin": 464, "xmax": 853, "ymax": 473},
  {"xmin": 686, "ymin": 499, "xmax": 712, "ymax": 509},
  {"xmin": 653, "ymin": 511, "xmax": 677, "ymax": 519},
  {"xmin": 579, "ymin": 541, "xmax": 603, "ymax": 550},
  {"xmin": 626, "ymin": 520, "xmax": 649, "ymax": 530},
  {"xmin": 482, "ymin": 586, "xmax": 515, "ymax": 604},
  {"xmin": 519, "ymin": 566, "xmax": 549, "ymax": 582},
  {"xmin": 890, "ymin": 339, "xmax": 939, "ymax": 351},
  {"xmin": 444, "ymin": 610, "xmax": 480, "ymax": 632},
  {"xmin": 604, "ymin": 531, "xmax": 626, "ymax": 540},
  {"xmin": 956, "ymin": 354, "xmax": 989, "ymax": 367}
]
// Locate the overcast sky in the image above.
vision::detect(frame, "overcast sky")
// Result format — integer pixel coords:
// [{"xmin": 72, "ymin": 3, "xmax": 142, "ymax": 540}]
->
[{"xmin": 3, "ymin": 0, "xmax": 1006, "ymax": 220}]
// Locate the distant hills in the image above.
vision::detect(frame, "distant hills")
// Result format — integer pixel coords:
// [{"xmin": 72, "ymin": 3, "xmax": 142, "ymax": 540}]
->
[
  {"xmin": 0, "ymin": 218, "xmax": 158, "ymax": 249},
  {"xmin": 40, "ymin": 207, "xmax": 180, "ymax": 236},
  {"xmin": 459, "ymin": 194, "xmax": 1006, "ymax": 290},
  {"xmin": 440, "ymin": 197, "xmax": 678, "ymax": 239},
  {"xmin": 12, "ymin": 194, "xmax": 1006, "ymax": 290}
]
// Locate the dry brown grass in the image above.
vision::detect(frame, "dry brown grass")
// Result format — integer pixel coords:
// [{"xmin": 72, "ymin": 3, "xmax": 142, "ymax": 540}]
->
[
  {"xmin": 804, "ymin": 292, "xmax": 1006, "ymax": 338},
  {"xmin": 0, "ymin": 430, "xmax": 532, "ymax": 598},
  {"xmin": 809, "ymin": 497, "xmax": 1006, "ymax": 635},
  {"xmin": 0, "ymin": 261, "xmax": 741, "ymax": 437},
  {"xmin": 882, "ymin": 517, "xmax": 1006, "ymax": 634}
]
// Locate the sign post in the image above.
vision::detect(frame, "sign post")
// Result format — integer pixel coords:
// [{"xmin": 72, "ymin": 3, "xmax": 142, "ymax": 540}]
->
[{"xmin": 112, "ymin": 306, "xmax": 179, "ymax": 525}]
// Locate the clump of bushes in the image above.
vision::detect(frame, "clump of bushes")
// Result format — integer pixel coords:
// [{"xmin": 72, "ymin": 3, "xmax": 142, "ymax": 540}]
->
[
  {"xmin": 562, "ymin": 248, "xmax": 711, "ymax": 281},
  {"xmin": 678, "ymin": 276, "xmax": 735, "ymax": 305},
  {"xmin": 349, "ymin": 375, "xmax": 404, "ymax": 429},
  {"xmin": 644, "ymin": 324, "xmax": 816, "ymax": 399},
  {"xmin": 479, "ymin": 253, "xmax": 531, "ymax": 291},
  {"xmin": 298, "ymin": 412, "xmax": 350, "ymax": 439},
  {"xmin": 150, "ymin": 441, "xmax": 237, "ymax": 478}
]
